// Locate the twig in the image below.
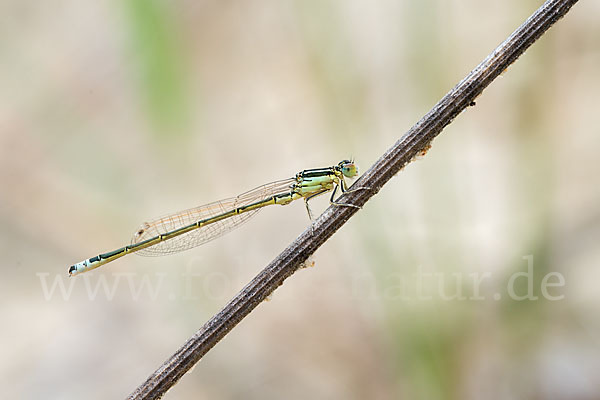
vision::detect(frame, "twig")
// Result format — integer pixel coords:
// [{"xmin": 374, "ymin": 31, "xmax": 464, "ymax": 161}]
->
[{"xmin": 127, "ymin": 0, "xmax": 579, "ymax": 398}]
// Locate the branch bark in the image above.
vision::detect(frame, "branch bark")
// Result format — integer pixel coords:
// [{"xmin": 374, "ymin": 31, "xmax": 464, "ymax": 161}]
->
[{"xmin": 127, "ymin": 0, "xmax": 580, "ymax": 398}]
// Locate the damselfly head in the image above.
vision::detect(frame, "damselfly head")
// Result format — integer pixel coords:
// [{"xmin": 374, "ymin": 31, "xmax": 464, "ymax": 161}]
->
[{"xmin": 338, "ymin": 159, "xmax": 358, "ymax": 178}]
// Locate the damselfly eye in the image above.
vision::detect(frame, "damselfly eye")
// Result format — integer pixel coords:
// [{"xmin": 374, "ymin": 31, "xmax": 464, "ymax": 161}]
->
[{"xmin": 339, "ymin": 160, "xmax": 358, "ymax": 178}]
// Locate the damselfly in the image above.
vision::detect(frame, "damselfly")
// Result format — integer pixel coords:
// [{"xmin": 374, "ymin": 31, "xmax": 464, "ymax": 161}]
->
[{"xmin": 68, "ymin": 160, "xmax": 360, "ymax": 276}]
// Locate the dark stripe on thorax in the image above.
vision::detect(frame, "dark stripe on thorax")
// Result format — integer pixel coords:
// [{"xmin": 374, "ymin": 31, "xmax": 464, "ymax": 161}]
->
[{"xmin": 299, "ymin": 167, "xmax": 335, "ymax": 179}]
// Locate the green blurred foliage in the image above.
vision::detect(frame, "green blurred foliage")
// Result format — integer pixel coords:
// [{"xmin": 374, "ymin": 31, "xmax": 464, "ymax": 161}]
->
[{"xmin": 122, "ymin": 0, "xmax": 191, "ymax": 138}]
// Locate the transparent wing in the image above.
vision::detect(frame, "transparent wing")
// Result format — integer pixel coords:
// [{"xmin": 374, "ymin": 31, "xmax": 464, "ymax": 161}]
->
[{"xmin": 131, "ymin": 178, "xmax": 296, "ymax": 256}]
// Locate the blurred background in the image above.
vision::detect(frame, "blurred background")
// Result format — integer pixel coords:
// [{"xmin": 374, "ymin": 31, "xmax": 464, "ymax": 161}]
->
[{"xmin": 1, "ymin": 0, "xmax": 599, "ymax": 399}]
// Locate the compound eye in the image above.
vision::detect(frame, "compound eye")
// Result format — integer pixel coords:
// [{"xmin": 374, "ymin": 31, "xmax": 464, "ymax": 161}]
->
[{"xmin": 340, "ymin": 162, "xmax": 358, "ymax": 178}]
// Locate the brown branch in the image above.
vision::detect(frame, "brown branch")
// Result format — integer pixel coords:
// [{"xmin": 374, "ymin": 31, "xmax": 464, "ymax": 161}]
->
[{"xmin": 127, "ymin": 0, "xmax": 580, "ymax": 398}]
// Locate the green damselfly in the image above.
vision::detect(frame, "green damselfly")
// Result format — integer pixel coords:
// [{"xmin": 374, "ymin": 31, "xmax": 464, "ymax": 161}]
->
[{"xmin": 68, "ymin": 160, "xmax": 360, "ymax": 276}]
